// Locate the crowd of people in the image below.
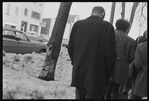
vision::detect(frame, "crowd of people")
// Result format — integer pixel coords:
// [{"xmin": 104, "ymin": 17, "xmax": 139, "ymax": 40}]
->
[{"xmin": 67, "ymin": 6, "xmax": 147, "ymax": 99}]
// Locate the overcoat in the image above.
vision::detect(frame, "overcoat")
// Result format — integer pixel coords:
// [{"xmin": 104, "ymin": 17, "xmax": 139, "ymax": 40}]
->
[
  {"xmin": 112, "ymin": 30, "xmax": 135, "ymax": 85},
  {"xmin": 129, "ymin": 39, "xmax": 147, "ymax": 97},
  {"xmin": 135, "ymin": 36, "xmax": 145, "ymax": 50},
  {"xmin": 68, "ymin": 16, "xmax": 116, "ymax": 95}
]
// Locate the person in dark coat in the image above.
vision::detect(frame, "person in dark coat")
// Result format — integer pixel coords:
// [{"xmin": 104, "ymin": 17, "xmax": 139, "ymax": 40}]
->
[
  {"xmin": 105, "ymin": 19, "xmax": 135, "ymax": 99},
  {"xmin": 128, "ymin": 30, "xmax": 147, "ymax": 99},
  {"xmin": 135, "ymin": 30, "xmax": 147, "ymax": 50},
  {"xmin": 68, "ymin": 6, "xmax": 116, "ymax": 99},
  {"xmin": 122, "ymin": 29, "xmax": 147, "ymax": 95}
]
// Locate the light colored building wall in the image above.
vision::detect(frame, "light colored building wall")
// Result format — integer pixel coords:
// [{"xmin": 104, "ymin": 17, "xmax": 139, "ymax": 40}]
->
[
  {"xmin": 3, "ymin": 2, "xmax": 22, "ymax": 29},
  {"xmin": 20, "ymin": 2, "xmax": 45, "ymax": 36},
  {"xmin": 3, "ymin": 2, "xmax": 44, "ymax": 36},
  {"xmin": 46, "ymin": 15, "xmax": 80, "ymax": 40},
  {"xmin": 48, "ymin": 18, "xmax": 56, "ymax": 38},
  {"xmin": 63, "ymin": 23, "xmax": 71, "ymax": 39},
  {"xmin": 46, "ymin": 19, "xmax": 71, "ymax": 39}
]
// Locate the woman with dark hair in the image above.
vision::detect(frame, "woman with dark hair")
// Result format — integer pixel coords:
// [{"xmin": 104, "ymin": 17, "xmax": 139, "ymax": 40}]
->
[{"xmin": 106, "ymin": 19, "xmax": 135, "ymax": 99}]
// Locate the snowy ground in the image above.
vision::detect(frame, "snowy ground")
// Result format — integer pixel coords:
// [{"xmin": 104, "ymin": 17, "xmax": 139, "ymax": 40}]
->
[
  {"xmin": 3, "ymin": 40, "xmax": 75, "ymax": 99},
  {"xmin": 3, "ymin": 39, "xmax": 147, "ymax": 99}
]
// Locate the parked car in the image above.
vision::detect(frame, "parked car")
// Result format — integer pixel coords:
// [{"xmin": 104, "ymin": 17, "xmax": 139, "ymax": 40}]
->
[
  {"xmin": 25, "ymin": 32, "xmax": 37, "ymax": 36},
  {"xmin": 25, "ymin": 32, "xmax": 48, "ymax": 44},
  {"xmin": 3, "ymin": 27, "xmax": 47, "ymax": 54}
]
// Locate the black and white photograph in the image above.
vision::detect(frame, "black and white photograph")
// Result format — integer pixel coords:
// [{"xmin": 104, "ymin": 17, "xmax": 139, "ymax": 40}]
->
[{"xmin": 3, "ymin": 2, "xmax": 147, "ymax": 99}]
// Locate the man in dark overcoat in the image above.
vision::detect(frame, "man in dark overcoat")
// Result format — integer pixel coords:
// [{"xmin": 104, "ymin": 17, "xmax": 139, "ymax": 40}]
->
[{"xmin": 68, "ymin": 6, "xmax": 116, "ymax": 99}]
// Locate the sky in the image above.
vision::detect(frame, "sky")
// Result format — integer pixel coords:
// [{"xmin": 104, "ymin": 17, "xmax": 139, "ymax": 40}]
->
[{"xmin": 43, "ymin": 2, "xmax": 147, "ymax": 40}]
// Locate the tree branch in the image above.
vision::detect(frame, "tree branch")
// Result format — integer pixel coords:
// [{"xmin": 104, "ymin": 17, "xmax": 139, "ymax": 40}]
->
[{"xmin": 121, "ymin": 2, "xmax": 125, "ymax": 19}]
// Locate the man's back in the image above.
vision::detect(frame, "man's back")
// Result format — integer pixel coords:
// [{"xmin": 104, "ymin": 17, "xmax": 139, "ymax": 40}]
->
[
  {"xmin": 113, "ymin": 30, "xmax": 135, "ymax": 85},
  {"xmin": 115, "ymin": 30, "xmax": 135, "ymax": 64},
  {"xmin": 71, "ymin": 16, "xmax": 112, "ymax": 67},
  {"xmin": 68, "ymin": 15, "xmax": 116, "ymax": 94}
]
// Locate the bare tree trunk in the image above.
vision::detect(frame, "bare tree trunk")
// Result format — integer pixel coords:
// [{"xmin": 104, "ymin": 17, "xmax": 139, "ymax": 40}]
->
[
  {"xmin": 121, "ymin": 2, "xmax": 125, "ymax": 19},
  {"xmin": 38, "ymin": 2, "xmax": 72, "ymax": 81},
  {"xmin": 110, "ymin": 2, "xmax": 116, "ymax": 24},
  {"xmin": 127, "ymin": 2, "xmax": 140, "ymax": 34}
]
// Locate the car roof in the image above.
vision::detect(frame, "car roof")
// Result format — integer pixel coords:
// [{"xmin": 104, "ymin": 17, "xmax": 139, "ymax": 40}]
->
[{"xmin": 3, "ymin": 27, "xmax": 22, "ymax": 33}]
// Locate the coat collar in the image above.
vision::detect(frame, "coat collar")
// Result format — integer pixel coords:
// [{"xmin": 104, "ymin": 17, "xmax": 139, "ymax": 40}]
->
[
  {"xmin": 115, "ymin": 30, "xmax": 127, "ymax": 36},
  {"xmin": 86, "ymin": 15, "xmax": 103, "ymax": 20}
]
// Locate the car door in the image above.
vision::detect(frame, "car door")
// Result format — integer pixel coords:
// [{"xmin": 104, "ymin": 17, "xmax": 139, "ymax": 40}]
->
[
  {"xmin": 3, "ymin": 30, "xmax": 19, "ymax": 53},
  {"xmin": 15, "ymin": 31, "xmax": 42, "ymax": 54}
]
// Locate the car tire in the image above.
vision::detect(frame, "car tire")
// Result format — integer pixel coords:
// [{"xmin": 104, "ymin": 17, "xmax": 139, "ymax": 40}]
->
[{"xmin": 39, "ymin": 49, "xmax": 46, "ymax": 53}]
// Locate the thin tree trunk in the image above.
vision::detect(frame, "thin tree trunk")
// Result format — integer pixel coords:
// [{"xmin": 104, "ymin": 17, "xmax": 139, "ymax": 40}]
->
[
  {"xmin": 110, "ymin": 2, "xmax": 116, "ymax": 24},
  {"xmin": 121, "ymin": 2, "xmax": 125, "ymax": 19},
  {"xmin": 127, "ymin": 2, "xmax": 139, "ymax": 34},
  {"xmin": 38, "ymin": 2, "xmax": 72, "ymax": 81}
]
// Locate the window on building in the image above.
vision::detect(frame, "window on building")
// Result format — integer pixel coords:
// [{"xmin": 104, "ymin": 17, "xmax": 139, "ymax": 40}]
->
[
  {"xmin": 24, "ymin": 8, "xmax": 28, "ymax": 16},
  {"xmin": 21, "ymin": 21, "xmax": 28, "ymax": 32},
  {"xmin": 31, "ymin": 11, "xmax": 41, "ymax": 20},
  {"xmin": 5, "ymin": 24, "xmax": 16, "ymax": 29},
  {"xmin": 6, "ymin": 4, "xmax": 11, "ymax": 15},
  {"xmin": 30, "ymin": 24, "xmax": 38, "ymax": 33},
  {"xmin": 15, "ymin": 6, "xmax": 19, "ymax": 16}
]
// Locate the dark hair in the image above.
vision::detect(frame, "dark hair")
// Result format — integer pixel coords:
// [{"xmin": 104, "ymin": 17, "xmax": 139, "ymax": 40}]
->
[
  {"xmin": 92, "ymin": 6, "xmax": 105, "ymax": 14},
  {"xmin": 115, "ymin": 19, "xmax": 130, "ymax": 33}
]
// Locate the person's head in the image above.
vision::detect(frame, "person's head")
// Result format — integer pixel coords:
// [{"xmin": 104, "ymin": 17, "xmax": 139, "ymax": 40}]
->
[
  {"xmin": 115, "ymin": 19, "xmax": 130, "ymax": 33},
  {"xmin": 91, "ymin": 6, "xmax": 105, "ymax": 19}
]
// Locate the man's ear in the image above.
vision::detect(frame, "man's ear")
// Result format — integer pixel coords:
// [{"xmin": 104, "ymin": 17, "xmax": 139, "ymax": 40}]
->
[{"xmin": 100, "ymin": 12, "xmax": 105, "ymax": 19}]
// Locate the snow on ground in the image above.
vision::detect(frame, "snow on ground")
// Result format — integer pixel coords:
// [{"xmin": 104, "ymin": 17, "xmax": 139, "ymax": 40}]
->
[{"xmin": 3, "ymin": 42, "xmax": 75, "ymax": 99}]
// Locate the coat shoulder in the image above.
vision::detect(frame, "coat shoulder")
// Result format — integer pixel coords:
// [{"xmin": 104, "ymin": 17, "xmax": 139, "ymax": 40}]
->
[
  {"xmin": 103, "ymin": 20, "xmax": 112, "ymax": 25},
  {"xmin": 137, "ymin": 40, "xmax": 147, "ymax": 50},
  {"xmin": 127, "ymin": 35, "xmax": 135, "ymax": 42},
  {"xmin": 103, "ymin": 20, "xmax": 114, "ymax": 27}
]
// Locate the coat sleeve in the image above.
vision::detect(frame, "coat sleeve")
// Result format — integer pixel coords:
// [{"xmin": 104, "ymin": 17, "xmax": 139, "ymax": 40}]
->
[
  {"xmin": 133, "ymin": 44, "xmax": 143, "ymax": 69},
  {"xmin": 68, "ymin": 23, "xmax": 77, "ymax": 65},
  {"xmin": 128, "ymin": 44, "xmax": 143, "ymax": 80},
  {"xmin": 105, "ymin": 24, "xmax": 117, "ymax": 78},
  {"xmin": 135, "ymin": 37, "xmax": 139, "ymax": 50},
  {"xmin": 128, "ymin": 40, "xmax": 135, "ymax": 64}
]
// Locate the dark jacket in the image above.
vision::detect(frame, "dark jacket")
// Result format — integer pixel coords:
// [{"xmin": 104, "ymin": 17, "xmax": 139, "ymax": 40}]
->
[
  {"xmin": 129, "ymin": 39, "xmax": 147, "ymax": 97},
  {"xmin": 135, "ymin": 30, "xmax": 147, "ymax": 50},
  {"xmin": 135, "ymin": 36, "xmax": 145, "ymax": 50},
  {"xmin": 68, "ymin": 15, "xmax": 116, "ymax": 94},
  {"xmin": 112, "ymin": 30, "xmax": 135, "ymax": 85}
]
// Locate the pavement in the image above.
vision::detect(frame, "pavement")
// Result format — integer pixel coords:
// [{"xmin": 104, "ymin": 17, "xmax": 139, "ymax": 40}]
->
[{"xmin": 118, "ymin": 92, "xmax": 128, "ymax": 99}]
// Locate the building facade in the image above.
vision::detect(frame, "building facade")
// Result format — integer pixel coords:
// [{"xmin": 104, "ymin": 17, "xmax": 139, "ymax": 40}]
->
[
  {"xmin": 41, "ymin": 14, "xmax": 80, "ymax": 40},
  {"xmin": 3, "ymin": 2, "xmax": 45, "ymax": 36}
]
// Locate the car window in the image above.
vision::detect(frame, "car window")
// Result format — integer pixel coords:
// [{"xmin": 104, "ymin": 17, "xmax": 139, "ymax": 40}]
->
[
  {"xmin": 3, "ymin": 30, "xmax": 16, "ymax": 39},
  {"xmin": 27, "ymin": 35, "xmax": 42, "ymax": 42},
  {"xmin": 3, "ymin": 30, "xmax": 15, "ymax": 36},
  {"xmin": 3, "ymin": 31, "xmax": 5, "ymax": 35},
  {"xmin": 16, "ymin": 31, "xmax": 28, "ymax": 41}
]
